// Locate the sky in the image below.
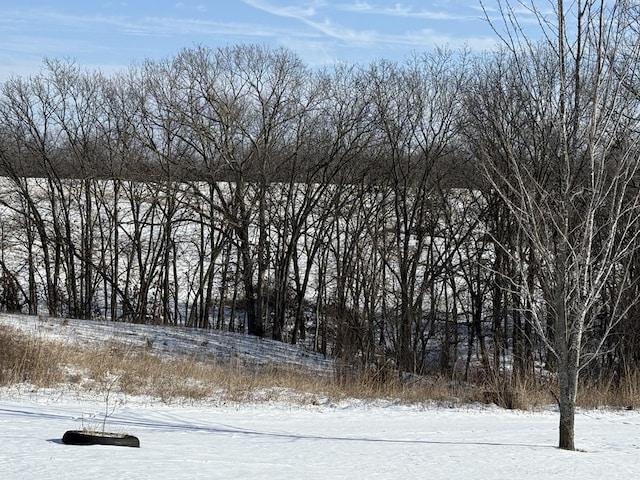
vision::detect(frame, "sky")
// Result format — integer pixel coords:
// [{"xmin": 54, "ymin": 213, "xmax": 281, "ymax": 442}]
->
[{"xmin": 0, "ymin": 0, "xmax": 543, "ymax": 81}]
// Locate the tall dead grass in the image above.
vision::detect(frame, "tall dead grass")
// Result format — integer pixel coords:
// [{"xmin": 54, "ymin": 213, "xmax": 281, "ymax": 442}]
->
[
  {"xmin": 1, "ymin": 323, "xmax": 639, "ymax": 409},
  {"xmin": 0, "ymin": 325, "xmax": 65, "ymax": 387},
  {"xmin": 577, "ymin": 371, "xmax": 640, "ymax": 410}
]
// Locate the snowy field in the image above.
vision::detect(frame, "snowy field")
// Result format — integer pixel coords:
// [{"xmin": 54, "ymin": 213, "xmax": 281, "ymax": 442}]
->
[
  {"xmin": 2, "ymin": 394, "xmax": 640, "ymax": 479},
  {"xmin": 2, "ymin": 315, "xmax": 640, "ymax": 478}
]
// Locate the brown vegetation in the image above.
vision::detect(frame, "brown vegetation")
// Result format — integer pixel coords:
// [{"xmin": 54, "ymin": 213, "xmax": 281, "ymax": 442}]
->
[{"xmin": 2, "ymin": 323, "xmax": 638, "ymax": 410}]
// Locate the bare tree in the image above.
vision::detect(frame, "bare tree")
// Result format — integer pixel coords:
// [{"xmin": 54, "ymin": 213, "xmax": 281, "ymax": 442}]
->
[
  {"xmin": 133, "ymin": 58, "xmax": 194, "ymax": 325},
  {"xmin": 171, "ymin": 45, "xmax": 313, "ymax": 337},
  {"xmin": 471, "ymin": 0, "xmax": 640, "ymax": 450},
  {"xmin": 304, "ymin": 64, "xmax": 377, "ymax": 355},
  {"xmin": 0, "ymin": 73, "xmax": 64, "ymax": 315},
  {"xmin": 365, "ymin": 51, "xmax": 469, "ymax": 374},
  {"xmin": 92, "ymin": 71, "xmax": 143, "ymax": 321},
  {"xmin": 46, "ymin": 60, "xmax": 106, "ymax": 319}
]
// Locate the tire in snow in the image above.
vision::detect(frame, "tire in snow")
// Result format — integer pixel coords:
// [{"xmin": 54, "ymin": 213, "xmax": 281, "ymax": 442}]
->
[{"xmin": 62, "ymin": 430, "xmax": 140, "ymax": 448}]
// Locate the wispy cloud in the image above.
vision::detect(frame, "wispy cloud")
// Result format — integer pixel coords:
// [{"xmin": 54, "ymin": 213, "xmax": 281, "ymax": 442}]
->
[
  {"xmin": 0, "ymin": 7, "xmax": 306, "ymax": 41},
  {"xmin": 339, "ymin": 1, "xmax": 475, "ymax": 21},
  {"xmin": 175, "ymin": 2, "xmax": 208, "ymax": 14},
  {"xmin": 0, "ymin": 7, "xmax": 281, "ymax": 80},
  {"xmin": 242, "ymin": 0, "xmax": 320, "ymax": 20},
  {"xmin": 240, "ymin": 0, "xmax": 495, "ymax": 52},
  {"xmin": 242, "ymin": 0, "xmax": 373, "ymax": 44}
]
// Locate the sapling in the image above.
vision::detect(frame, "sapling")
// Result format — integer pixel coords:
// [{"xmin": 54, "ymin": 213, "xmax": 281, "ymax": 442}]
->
[{"xmin": 80, "ymin": 371, "xmax": 124, "ymax": 435}]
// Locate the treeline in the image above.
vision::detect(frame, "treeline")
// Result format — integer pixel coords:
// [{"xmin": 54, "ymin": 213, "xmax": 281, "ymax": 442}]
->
[{"xmin": 0, "ymin": 23, "xmax": 639, "ymax": 385}]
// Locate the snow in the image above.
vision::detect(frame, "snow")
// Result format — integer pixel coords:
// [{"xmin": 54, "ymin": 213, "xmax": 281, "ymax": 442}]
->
[
  {"xmin": 2, "ymin": 395, "xmax": 640, "ymax": 479},
  {"xmin": 2, "ymin": 314, "xmax": 640, "ymax": 478}
]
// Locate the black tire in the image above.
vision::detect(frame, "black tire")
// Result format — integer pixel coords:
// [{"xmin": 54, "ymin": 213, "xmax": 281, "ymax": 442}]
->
[{"xmin": 62, "ymin": 430, "xmax": 140, "ymax": 448}]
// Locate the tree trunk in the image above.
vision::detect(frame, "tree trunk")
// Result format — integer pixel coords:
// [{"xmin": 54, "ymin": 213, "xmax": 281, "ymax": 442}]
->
[
  {"xmin": 555, "ymin": 279, "xmax": 579, "ymax": 451},
  {"xmin": 558, "ymin": 367, "xmax": 578, "ymax": 450}
]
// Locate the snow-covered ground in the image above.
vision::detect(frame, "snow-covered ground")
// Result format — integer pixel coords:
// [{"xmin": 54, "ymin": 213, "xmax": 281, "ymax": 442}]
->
[
  {"xmin": 2, "ymin": 314, "xmax": 640, "ymax": 479},
  {"xmin": 2, "ymin": 394, "xmax": 640, "ymax": 479}
]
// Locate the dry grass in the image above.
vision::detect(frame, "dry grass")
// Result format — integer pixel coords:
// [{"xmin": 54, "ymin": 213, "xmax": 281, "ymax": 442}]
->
[
  {"xmin": 577, "ymin": 372, "xmax": 640, "ymax": 410},
  {"xmin": 0, "ymin": 325, "xmax": 66, "ymax": 387},
  {"xmin": 1, "ymin": 323, "xmax": 639, "ymax": 410}
]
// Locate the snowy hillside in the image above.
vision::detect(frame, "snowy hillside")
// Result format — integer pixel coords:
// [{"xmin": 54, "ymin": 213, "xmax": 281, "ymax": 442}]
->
[{"xmin": 0, "ymin": 313, "xmax": 335, "ymax": 374}]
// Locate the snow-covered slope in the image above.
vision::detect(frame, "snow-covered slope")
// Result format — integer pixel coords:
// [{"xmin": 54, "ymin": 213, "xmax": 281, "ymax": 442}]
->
[{"xmin": 0, "ymin": 313, "xmax": 334, "ymax": 374}]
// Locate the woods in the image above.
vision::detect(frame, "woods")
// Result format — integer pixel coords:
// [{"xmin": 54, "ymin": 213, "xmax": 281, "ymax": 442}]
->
[{"xmin": 0, "ymin": 0, "xmax": 639, "ymax": 451}]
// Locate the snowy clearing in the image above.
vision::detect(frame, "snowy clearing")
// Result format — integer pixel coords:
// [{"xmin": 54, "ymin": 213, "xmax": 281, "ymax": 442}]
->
[
  {"xmin": 2, "ymin": 314, "xmax": 640, "ymax": 478},
  {"xmin": 1, "ymin": 394, "xmax": 640, "ymax": 479}
]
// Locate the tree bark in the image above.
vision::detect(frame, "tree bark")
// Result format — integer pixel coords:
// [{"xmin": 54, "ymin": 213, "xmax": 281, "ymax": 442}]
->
[{"xmin": 558, "ymin": 368, "xmax": 577, "ymax": 450}]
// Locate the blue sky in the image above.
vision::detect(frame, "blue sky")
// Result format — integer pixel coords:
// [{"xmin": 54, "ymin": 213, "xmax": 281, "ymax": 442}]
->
[{"xmin": 0, "ymin": 1, "xmax": 541, "ymax": 81}]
